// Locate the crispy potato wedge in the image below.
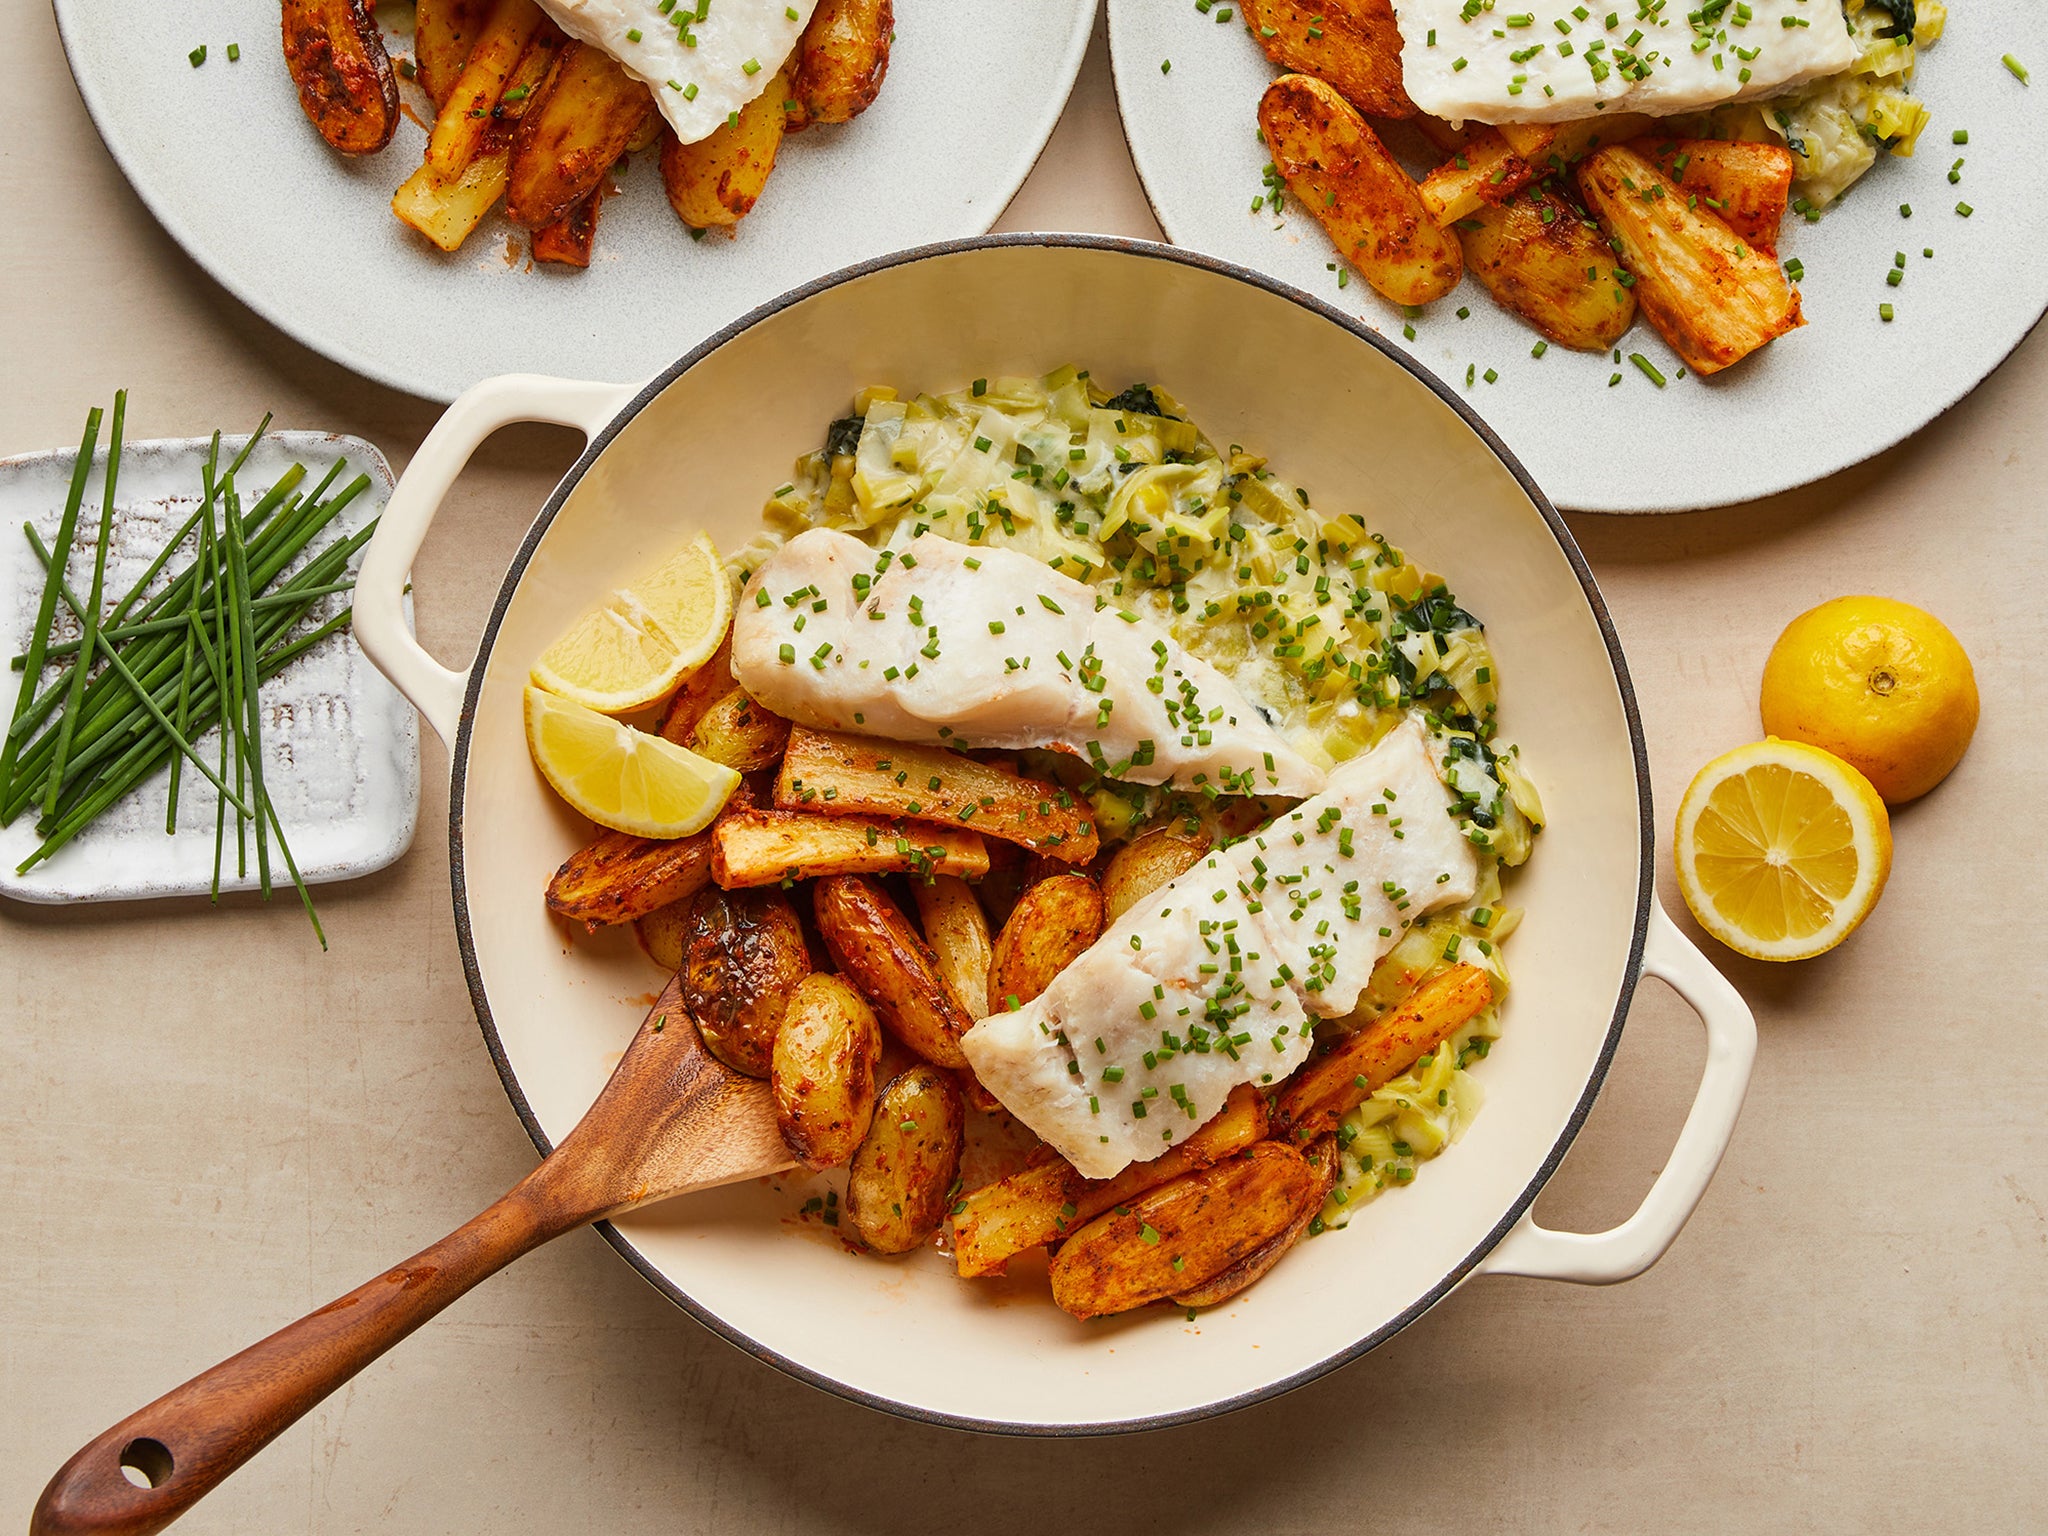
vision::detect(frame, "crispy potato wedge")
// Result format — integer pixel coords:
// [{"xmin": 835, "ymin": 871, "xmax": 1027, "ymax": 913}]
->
[
  {"xmin": 1636, "ymin": 137, "xmax": 1795, "ymax": 250},
  {"xmin": 1172, "ymin": 1136, "xmax": 1338, "ymax": 1308},
  {"xmin": 680, "ymin": 886, "xmax": 810, "ymax": 1078},
  {"xmin": 1276, "ymin": 963, "xmax": 1494, "ymax": 1142},
  {"xmin": 772, "ymin": 972, "xmax": 884, "ymax": 1169},
  {"xmin": 1576, "ymin": 144, "xmax": 1803, "ymax": 374},
  {"xmin": 986, "ymin": 872, "xmax": 1103, "ymax": 1016},
  {"xmin": 689, "ymin": 688, "xmax": 791, "ymax": 773},
  {"xmin": 1259, "ymin": 74, "xmax": 1461, "ymax": 306},
  {"xmin": 415, "ymin": 0, "xmax": 491, "ymax": 110},
  {"xmin": 1101, "ymin": 824, "xmax": 1211, "ymax": 923},
  {"xmin": 813, "ymin": 874, "xmax": 975, "ymax": 1069},
  {"xmin": 656, "ymin": 636, "xmax": 735, "ymax": 746},
  {"xmin": 427, "ymin": 0, "xmax": 545, "ymax": 180},
  {"xmin": 1242, "ymin": 0, "xmax": 1413, "ymax": 118},
  {"xmin": 659, "ymin": 71, "xmax": 789, "ymax": 229},
  {"xmin": 713, "ymin": 808, "xmax": 988, "ymax": 888},
  {"xmin": 282, "ymin": 0, "xmax": 400, "ymax": 155},
  {"xmin": 531, "ymin": 190, "xmax": 599, "ymax": 266},
  {"xmin": 786, "ymin": 0, "xmax": 893, "ymax": 130},
  {"xmin": 506, "ymin": 41, "xmax": 655, "ymax": 229},
  {"xmin": 951, "ymin": 1085, "xmax": 1268, "ymax": 1278},
  {"xmin": 1049, "ymin": 1143, "xmax": 1316, "ymax": 1319},
  {"xmin": 1458, "ymin": 187, "xmax": 1637, "ymax": 351},
  {"xmin": 776, "ymin": 727, "xmax": 1098, "ymax": 863},
  {"xmin": 545, "ymin": 825, "xmax": 715, "ymax": 926},
  {"xmin": 912, "ymin": 876, "xmax": 994, "ymax": 1023},
  {"xmin": 846, "ymin": 1064, "xmax": 964, "ymax": 1253},
  {"xmin": 636, "ymin": 894, "xmax": 691, "ymax": 972}
]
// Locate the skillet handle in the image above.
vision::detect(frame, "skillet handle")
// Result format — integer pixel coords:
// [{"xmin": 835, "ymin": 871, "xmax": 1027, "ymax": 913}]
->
[
  {"xmin": 1478, "ymin": 900, "xmax": 1755, "ymax": 1284},
  {"xmin": 355, "ymin": 374, "xmax": 639, "ymax": 749}
]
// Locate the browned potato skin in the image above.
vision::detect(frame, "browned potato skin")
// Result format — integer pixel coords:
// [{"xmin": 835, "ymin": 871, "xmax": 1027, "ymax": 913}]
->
[
  {"xmin": 1242, "ymin": 0, "xmax": 1413, "ymax": 118},
  {"xmin": 506, "ymin": 41, "xmax": 655, "ymax": 229},
  {"xmin": 1101, "ymin": 825, "xmax": 1210, "ymax": 923},
  {"xmin": 680, "ymin": 886, "xmax": 811, "ymax": 1078},
  {"xmin": 545, "ymin": 826, "xmax": 713, "ymax": 926},
  {"xmin": 772, "ymin": 973, "xmax": 884, "ymax": 1169},
  {"xmin": 1259, "ymin": 74, "xmax": 1461, "ymax": 307},
  {"xmin": 415, "ymin": 0, "xmax": 491, "ymax": 110},
  {"xmin": 1635, "ymin": 137, "xmax": 1795, "ymax": 250},
  {"xmin": 1172, "ymin": 1136, "xmax": 1338, "ymax": 1308},
  {"xmin": 846, "ymin": 1065, "xmax": 964, "ymax": 1253},
  {"xmin": 689, "ymin": 688, "xmax": 791, "ymax": 773},
  {"xmin": 1275, "ymin": 963, "xmax": 1493, "ymax": 1142},
  {"xmin": 1049, "ymin": 1143, "xmax": 1317, "ymax": 1319},
  {"xmin": 531, "ymin": 190, "xmax": 599, "ymax": 267},
  {"xmin": 912, "ymin": 876, "xmax": 993, "ymax": 1022},
  {"xmin": 636, "ymin": 894, "xmax": 691, "ymax": 972},
  {"xmin": 1458, "ymin": 188, "xmax": 1637, "ymax": 352},
  {"xmin": 281, "ymin": 0, "xmax": 400, "ymax": 155},
  {"xmin": 659, "ymin": 71, "xmax": 790, "ymax": 228},
  {"xmin": 813, "ymin": 875, "xmax": 974, "ymax": 1069},
  {"xmin": 987, "ymin": 872, "xmax": 1104, "ymax": 1015},
  {"xmin": 712, "ymin": 809, "xmax": 988, "ymax": 888},
  {"xmin": 786, "ymin": 0, "xmax": 893, "ymax": 130},
  {"xmin": 655, "ymin": 636, "xmax": 734, "ymax": 746}
]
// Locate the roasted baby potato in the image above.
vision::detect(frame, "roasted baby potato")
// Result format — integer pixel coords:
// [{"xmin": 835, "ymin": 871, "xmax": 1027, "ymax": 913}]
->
[
  {"xmin": 506, "ymin": 41, "xmax": 655, "ymax": 229},
  {"xmin": 912, "ymin": 876, "xmax": 994, "ymax": 1022},
  {"xmin": 414, "ymin": 0, "xmax": 490, "ymax": 109},
  {"xmin": 986, "ymin": 872, "xmax": 1103, "ymax": 1015},
  {"xmin": 680, "ymin": 886, "xmax": 811, "ymax": 1078},
  {"xmin": 846, "ymin": 1064, "xmax": 964, "ymax": 1253},
  {"xmin": 813, "ymin": 875, "xmax": 974, "ymax": 1069},
  {"xmin": 659, "ymin": 70, "xmax": 790, "ymax": 228},
  {"xmin": 1172, "ymin": 1136, "xmax": 1338, "ymax": 1309},
  {"xmin": 777, "ymin": 727, "xmax": 1098, "ymax": 862},
  {"xmin": 426, "ymin": 0, "xmax": 546, "ymax": 179},
  {"xmin": 656, "ymin": 637, "xmax": 735, "ymax": 746},
  {"xmin": 545, "ymin": 825, "xmax": 714, "ymax": 926},
  {"xmin": 636, "ymin": 894, "xmax": 691, "ymax": 972},
  {"xmin": 1258, "ymin": 74, "xmax": 1461, "ymax": 306},
  {"xmin": 1241, "ymin": 0, "xmax": 1413, "ymax": 118},
  {"xmin": 1101, "ymin": 824, "xmax": 1210, "ymax": 923},
  {"xmin": 951, "ymin": 1084, "xmax": 1268, "ymax": 1278},
  {"xmin": 281, "ymin": 0, "xmax": 400, "ymax": 156},
  {"xmin": 771, "ymin": 973, "xmax": 884, "ymax": 1169},
  {"xmin": 689, "ymin": 688, "xmax": 791, "ymax": 773},
  {"xmin": 712, "ymin": 809, "xmax": 989, "ymax": 888},
  {"xmin": 1275, "ymin": 963, "xmax": 1493, "ymax": 1142},
  {"xmin": 1049, "ymin": 1143, "xmax": 1317, "ymax": 1319},
  {"xmin": 786, "ymin": 0, "xmax": 893, "ymax": 130},
  {"xmin": 1576, "ymin": 144, "xmax": 1803, "ymax": 374},
  {"xmin": 1458, "ymin": 187, "xmax": 1638, "ymax": 352},
  {"xmin": 1636, "ymin": 137, "xmax": 1796, "ymax": 250}
]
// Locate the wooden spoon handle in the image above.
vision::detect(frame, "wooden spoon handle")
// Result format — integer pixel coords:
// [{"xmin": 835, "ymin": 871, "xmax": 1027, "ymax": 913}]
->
[{"xmin": 31, "ymin": 1182, "xmax": 581, "ymax": 1536}]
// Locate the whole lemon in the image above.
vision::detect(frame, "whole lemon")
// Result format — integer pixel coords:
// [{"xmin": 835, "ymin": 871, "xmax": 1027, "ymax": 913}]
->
[{"xmin": 1759, "ymin": 596, "xmax": 1978, "ymax": 804}]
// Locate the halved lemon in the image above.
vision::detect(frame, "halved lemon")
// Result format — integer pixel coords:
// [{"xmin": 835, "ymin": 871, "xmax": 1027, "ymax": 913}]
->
[
  {"xmin": 525, "ymin": 686, "xmax": 739, "ymax": 838},
  {"xmin": 1673, "ymin": 739, "xmax": 1892, "ymax": 962},
  {"xmin": 530, "ymin": 533, "xmax": 730, "ymax": 714}
]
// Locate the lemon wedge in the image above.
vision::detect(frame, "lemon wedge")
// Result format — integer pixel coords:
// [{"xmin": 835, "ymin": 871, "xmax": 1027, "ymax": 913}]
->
[
  {"xmin": 525, "ymin": 686, "xmax": 739, "ymax": 837},
  {"xmin": 1674, "ymin": 739, "xmax": 1892, "ymax": 962},
  {"xmin": 530, "ymin": 533, "xmax": 731, "ymax": 714}
]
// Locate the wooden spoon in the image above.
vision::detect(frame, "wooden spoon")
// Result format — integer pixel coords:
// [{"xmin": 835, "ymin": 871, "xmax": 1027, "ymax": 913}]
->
[{"xmin": 32, "ymin": 977, "xmax": 791, "ymax": 1536}]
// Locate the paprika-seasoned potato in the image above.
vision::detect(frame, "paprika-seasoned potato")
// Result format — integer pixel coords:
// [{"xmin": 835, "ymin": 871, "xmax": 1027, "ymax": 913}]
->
[
  {"xmin": 987, "ymin": 872, "xmax": 1103, "ymax": 1015},
  {"xmin": 1049, "ymin": 1143, "xmax": 1318, "ymax": 1319},
  {"xmin": 506, "ymin": 41, "xmax": 655, "ymax": 229},
  {"xmin": 681, "ymin": 886, "xmax": 811, "ymax": 1078},
  {"xmin": 912, "ymin": 876, "xmax": 993, "ymax": 1022},
  {"xmin": 656, "ymin": 637, "xmax": 735, "ymax": 746},
  {"xmin": 1241, "ymin": 0, "xmax": 1413, "ymax": 119},
  {"xmin": 1458, "ymin": 188, "xmax": 1638, "ymax": 352},
  {"xmin": 689, "ymin": 688, "xmax": 791, "ymax": 773},
  {"xmin": 1100, "ymin": 825, "xmax": 1210, "ymax": 923},
  {"xmin": 771, "ymin": 973, "xmax": 884, "ymax": 1169},
  {"xmin": 1635, "ymin": 137, "xmax": 1796, "ymax": 250},
  {"xmin": 415, "ymin": 0, "xmax": 490, "ymax": 109},
  {"xmin": 846, "ymin": 1065, "xmax": 964, "ymax": 1253},
  {"xmin": 636, "ymin": 894, "xmax": 691, "ymax": 973},
  {"xmin": 1258, "ymin": 74, "xmax": 1461, "ymax": 306},
  {"xmin": 1172, "ymin": 1136, "xmax": 1338, "ymax": 1309},
  {"xmin": 531, "ymin": 192, "xmax": 600, "ymax": 267},
  {"xmin": 787, "ymin": 0, "xmax": 893, "ymax": 130},
  {"xmin": 545, "ymin": 825, "xmax": 714, "ymax": 927},
  {"xmin": 813, "ymin": 875, "xmax": 974, "ymax": 1068},
  {"xmin": 659, "ymin": 71, "xmax": 790, "ymax": 228},
  {"xmin": 281, "ymin": 0, "xmax": 400, "ymax": 155}
]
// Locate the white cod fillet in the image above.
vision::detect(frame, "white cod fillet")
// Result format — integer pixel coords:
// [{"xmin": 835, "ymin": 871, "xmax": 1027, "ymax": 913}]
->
[
  {"xmin": 961, "ymin": 721, "xmax": 1479, "ymax": 1178},
  {"xmin": 732, "ymin": 528, "xmax": 1326, "ymax": 796}
]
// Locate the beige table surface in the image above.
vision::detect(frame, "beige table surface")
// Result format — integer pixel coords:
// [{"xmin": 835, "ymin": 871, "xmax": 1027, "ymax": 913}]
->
[{"xmin": 4, "ymin": 9, "xmax": 2044, "ymax": 1534}]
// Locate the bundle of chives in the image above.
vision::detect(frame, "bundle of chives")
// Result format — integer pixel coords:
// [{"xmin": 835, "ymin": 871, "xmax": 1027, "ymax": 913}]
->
[{"xmin": 0, "ymin": 402, "xmax": 378, "ymax": 947}]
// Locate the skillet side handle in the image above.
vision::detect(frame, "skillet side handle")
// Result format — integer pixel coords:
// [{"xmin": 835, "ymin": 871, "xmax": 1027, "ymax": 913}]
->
[
  {"xmin": 1479, "ymin": 900, "xmax": 1756, "ymax": 1284},
  {"xmin": 354, "ymin": 374, "xmax": 639, "ymax": 750}
]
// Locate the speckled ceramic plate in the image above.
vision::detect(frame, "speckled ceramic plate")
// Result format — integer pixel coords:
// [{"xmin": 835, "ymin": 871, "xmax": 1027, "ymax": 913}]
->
[
  {"xmin": 53, "ymin": 0, "xmax": 1098, "ymax": 404},
  {"xmin": 1107, "ymin": 1, "xmax": 2048, "ymax": 512},
  {"xmin": 0, "ymin": 431, "xmax": 418, "ymax": 904}
]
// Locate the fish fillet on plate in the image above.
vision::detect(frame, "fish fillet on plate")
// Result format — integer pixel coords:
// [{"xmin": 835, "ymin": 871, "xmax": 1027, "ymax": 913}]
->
[{"xmin": 962, "ymin": 721, "xmax": 1479, "ymax": 1178}]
